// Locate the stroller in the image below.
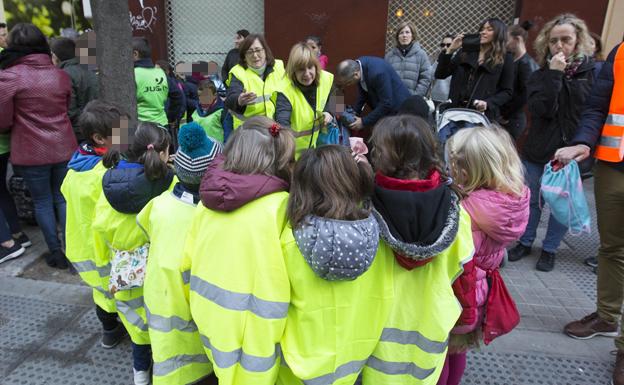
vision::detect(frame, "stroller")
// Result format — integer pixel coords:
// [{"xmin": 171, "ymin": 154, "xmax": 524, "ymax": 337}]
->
[{"xmin": 435, "ymin": 102, "xmax": 491, "ymax": 149}]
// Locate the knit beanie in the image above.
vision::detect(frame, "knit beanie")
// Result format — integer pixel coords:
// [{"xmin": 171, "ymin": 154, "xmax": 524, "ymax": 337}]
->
[{"xmin": 174, "ymin": 122, "xmax": 222, "ymax": 187}]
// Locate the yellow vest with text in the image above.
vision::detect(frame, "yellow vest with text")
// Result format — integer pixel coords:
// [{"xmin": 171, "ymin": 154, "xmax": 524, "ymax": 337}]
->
[
  {"xmin": 595, "ymin": 43, "xmax": 624, "ymax": 162},
  {"xmin": 61, "ymin": 162, "xmax": 116, "ymax": 313},
  {"xmin": 227, "ymin": 60, "xmax": 286, "ymax": 129},
  {"xmin": 138, "ymin": 191, "xmax": 213, "ymax": 385},
  {"xmin": 277, "ymin": 225, "xmax": 394, "ymax": 385},
  {"xmin": 361, "ymin": 208, "xmax": 474, "ymax": 385},
  {"xmin": 278, "ymin": 70, "xmax": 333, "ymax": 157},
  {"xmin": 92, "ymin": 177, "xmax": 176, "ymax": 345},
  {"xmin": 181, "ymin": 192, "xmax": 290, "ymax": 385}
]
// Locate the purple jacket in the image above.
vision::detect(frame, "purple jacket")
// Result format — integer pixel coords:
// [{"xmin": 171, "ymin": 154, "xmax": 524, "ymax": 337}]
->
[
  {"xmin": 199, "ymin": 155, "xmax": 289, "ymax": 211},
  {"xmin": 0, "ymin": 54, "xmax": 76, "ymax": 166},
  {"xmin": 453, "ymin": 187, "xmax": 530, "ymax": 334}
]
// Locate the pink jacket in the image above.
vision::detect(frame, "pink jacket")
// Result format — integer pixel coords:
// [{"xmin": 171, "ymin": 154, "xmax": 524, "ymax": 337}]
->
[{"xmin": 452, "ymin": 187, "xmax": 530, "ymax": 334}]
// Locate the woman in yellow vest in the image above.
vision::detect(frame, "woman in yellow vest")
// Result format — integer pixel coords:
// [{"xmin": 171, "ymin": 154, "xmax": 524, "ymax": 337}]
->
[
  {"xmin": 181, "ymin": 116, "xmax": 295, "ymax": 385},
  {"xmin": 92, "ymin": 122, "xmax": 175, "ymax": 385},
  {"xmin": 278, "ymin": 145, "xmax": 394, "ymax": 385},
  {"xmin": 363, "ymin": 115, "xmax": 474, "ymax": 385},
  {"xmin": 225, "ymin": 34, "xmax": 286, "ymax": 129},
  {"xmin": 62, "ymin": 101, "xmax": 125, "ymax": 349},
  {"xmin": 274, "ymin": 42, "xmax": 334, "ymax": 157},
  {"xmin": 138, "ymin": 122, "xmax": 222, "ymax": 385}
]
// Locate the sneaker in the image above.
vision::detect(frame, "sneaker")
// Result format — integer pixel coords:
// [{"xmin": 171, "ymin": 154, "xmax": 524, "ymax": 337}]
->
[
  {"xmin": 0, "ymin": 243, "xmax": 26, "ymax": 264},
  {"xmin": 614, "ymin": 350, "xmax": 624, "ymax": 385},
  {"xmin": 12, "ymin": 233, "xmax": 31, "ymax": 248},
  {"xmin": 564, "ymin": 312, "xmax": 618, "ymax": 339},
  {"xmin": 133, "ymin": 368, "xmax": 151, "ymax": 385},
  {"xmin": 508, "ymin": 243, "xmax": 531, "ymax": 262},
  {"xmin": 584, "ymin": 256, "xmax": 598, "ymax": 268},
  {"xmin": 536, "ymin": 250, "xmax": 556, "ymax": 272},
  {"xmin": 101, "ymin": 324, "xmax": 125, "ymax": 349}
]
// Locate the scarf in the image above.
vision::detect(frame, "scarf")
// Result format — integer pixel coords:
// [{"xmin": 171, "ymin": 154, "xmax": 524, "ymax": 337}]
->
[
  {"xmin": 398, "ymin": 42, "xmax": 414, "ymax": 57},
  {"xmin": 0, "ymin": 46, "xmax": 51, "ymax": 70},
  {"xmin": 564, "ymin": 53, "xmax": 585, "ymax": 79}
]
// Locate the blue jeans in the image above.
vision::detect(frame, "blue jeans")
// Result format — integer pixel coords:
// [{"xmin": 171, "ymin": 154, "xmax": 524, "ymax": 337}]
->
[
  {"xmin": 519, "ymin": 159, "xmax": 568, "ymax": 253},
  {"xmin": 0, "ymin": 154, "xmax": 22, "ymax": 243},
  {"xmin": 132, "ymin": 343, "xmax": 152, "ymax": 371},
  {"xmin": 13, "ymin": 162, "xmax": 68, "ymax": 252}
]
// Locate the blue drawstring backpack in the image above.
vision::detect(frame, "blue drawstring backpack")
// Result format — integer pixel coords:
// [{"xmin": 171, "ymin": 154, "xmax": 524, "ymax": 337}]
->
[
  {"xmin": 540, "ymin": 160, "xmax": 591, "ymax": 235},
  {"xmin": 316, "ymin": 117, "xmax": 350, "ymax": 147}
]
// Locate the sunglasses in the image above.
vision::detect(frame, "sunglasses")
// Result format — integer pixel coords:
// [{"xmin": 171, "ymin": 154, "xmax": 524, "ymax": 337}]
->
[{"xmin": 440, "ymin": 43, "xmax": 451, "ymax": 48}]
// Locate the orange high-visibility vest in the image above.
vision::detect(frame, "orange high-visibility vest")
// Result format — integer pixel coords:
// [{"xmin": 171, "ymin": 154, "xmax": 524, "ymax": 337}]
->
[{"xmin": 595, "ymin": 43, "xmax": 624, "ymax": 162}]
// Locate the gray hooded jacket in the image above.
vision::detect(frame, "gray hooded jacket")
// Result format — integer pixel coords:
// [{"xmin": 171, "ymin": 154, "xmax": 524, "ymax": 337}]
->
[
  {"xmin": 293, "ymin": 215, "xmax": 379, "ymax": 281},
  {"xmin": 385, "ymin": 43, "xmax": 432, "ymax": 97}
]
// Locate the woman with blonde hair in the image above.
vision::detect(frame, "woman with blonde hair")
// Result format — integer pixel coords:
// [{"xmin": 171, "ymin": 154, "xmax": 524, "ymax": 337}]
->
[
  {"xmin": 435, "ymin": 17, "xmax": 514, "ymax": 121},
  {"xmin": 440, "ymin": 125, "xmax": 530, "ymax": 385},
  {"xmin": 509, "ymin": 13, "xmax": 596, "ymax": 272},
  {"xmin": 385, "ymin": 21, "xmax": 432, "ymax": 96},
  {"xmin": 181, "ymin": 116, "xmax": 295, "ymax": 385},
  {"xmin": 274, "ymin": 42, "xmax": 334, "ymax": 157}
]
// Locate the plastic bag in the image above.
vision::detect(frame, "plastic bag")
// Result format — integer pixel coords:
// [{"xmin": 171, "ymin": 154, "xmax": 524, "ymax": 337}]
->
[{"xmin": 482, "ymin": 269, "xmax": 520, "ymax": 345}]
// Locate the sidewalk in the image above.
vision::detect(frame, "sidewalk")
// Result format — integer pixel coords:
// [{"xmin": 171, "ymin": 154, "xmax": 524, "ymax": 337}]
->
[{"xmin": 0, "ymin": 179, "xmax": 614, "ymax": 385}]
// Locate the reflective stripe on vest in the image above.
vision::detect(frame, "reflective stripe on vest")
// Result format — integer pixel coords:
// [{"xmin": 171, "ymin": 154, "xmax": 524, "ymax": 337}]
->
[
  {"xmin": 201, "ymin": 334, "xmax": 280, "ymax": 371},
  {"xmin": 72, "ymin": 260, "xmax": 111, "ymax": 278},
  {"xmin": 301, "ymin": 359, "xmax": 367, "ymax": 385},
  {"xmin": 365, "ymin": 356, "xmax": 435, "ymax": 380},
  {"xmin": 116, "ymin": 297, "xmax": 148, "ymax": 332},
  {"xmin": 190, "ymin": 275, "xmax": 289, "ymax": 319},
  {"xmin": 153, "ymin": 354, "xmax": 211, "ymax": 377},
  {"xmin": 94, "ymin": 286, "xmax": 114, "ymax": 299},
  {"xmin": 379, "ymin": 327, "xmax": 448, "ymax": 354},
  {"xmin": 146, "ymin": 306, "xmax": 198, "ymax": 333},
  {"xmin": 595, "ymin": 43, "xmax": 624, "ymax": 162},
  {"xmin": 181, "ymin": 270, "xmax": 191, "ymax": 285}
]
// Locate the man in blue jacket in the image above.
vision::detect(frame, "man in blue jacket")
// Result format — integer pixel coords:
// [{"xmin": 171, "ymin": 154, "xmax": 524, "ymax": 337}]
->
[
  {"xmin": 336, "ymin": 57, "xmax": 410, "ymax": 130},
  {"xmin": 556, "ymin": 42, "xmax": 624, "ymax": 385}
]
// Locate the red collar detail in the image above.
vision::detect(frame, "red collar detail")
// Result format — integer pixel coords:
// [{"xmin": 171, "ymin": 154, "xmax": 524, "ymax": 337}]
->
[{"xmin": 375, "ymin": 170, "xmax": 441, "ymax": 192}]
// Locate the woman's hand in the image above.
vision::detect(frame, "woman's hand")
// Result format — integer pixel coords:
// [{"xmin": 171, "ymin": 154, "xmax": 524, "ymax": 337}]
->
[
  {"xmin": 448, "ymin": 33, "xmax": 463, "ymax": 54},
  {"xmin": 237, "ymin": 91, "xmax": 257, "ymax": 106},
  {"xmin": 554, "ymin": 144, "xmax": 591, "ymax": 164},
  {"xmin": 549, "ymin": 52, "xmax": 567, "ymax": 72},
  {"xmin": 349, "ymin": 117, "xmax": 364, "ymax": 131},
  {"xmin": 473, "ymin": 99, "xmax": 487, "ymax": 112},
  {"xmin": 323, "ymin": 112, "xmax": 333, "ymax": 126}
]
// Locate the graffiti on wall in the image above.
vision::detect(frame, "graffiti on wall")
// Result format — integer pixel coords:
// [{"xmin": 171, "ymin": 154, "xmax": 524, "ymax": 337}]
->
[{"xmin": 130, "ymin": 0, "xmax": 158, "ymax": 32}]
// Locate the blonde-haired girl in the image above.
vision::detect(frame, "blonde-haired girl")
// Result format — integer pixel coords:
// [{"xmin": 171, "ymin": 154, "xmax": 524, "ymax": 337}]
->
[
  {"xmin": 439, "ymin": 125, "xmax": 530, "ymax": 385},
  {"xmin": 181, "ymin": 116, "xmax": 295, "ymax": 385}
]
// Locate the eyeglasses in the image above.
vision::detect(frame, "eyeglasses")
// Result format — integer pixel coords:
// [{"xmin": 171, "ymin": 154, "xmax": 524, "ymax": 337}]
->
[
  {"xmin": 245, "ymin": 48, "xmax": 265, "ymax": 57},
  {"xmin": 439, "ymin": 43, "xmax": 451, "ymax": 48}
]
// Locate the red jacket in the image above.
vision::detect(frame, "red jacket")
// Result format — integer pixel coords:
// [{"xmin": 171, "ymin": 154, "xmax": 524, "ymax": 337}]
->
[{"xmin": 0, "ymin": 54, "xmax": 76, "ymax": 166}]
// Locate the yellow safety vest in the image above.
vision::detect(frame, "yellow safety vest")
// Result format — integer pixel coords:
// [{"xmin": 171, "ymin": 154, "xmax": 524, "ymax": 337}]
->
[
  {"xmin": 181, "ymin": 192, "xmax": 290, "ymax": 385},
  {"xmin": 595, "ymin": 43, "xmax": 624, "ymax": 162},
  {"xmin": 277, "ymin": 71, "xmax": 333, "ymax": 157},
  {"xmin": 137, "ymin": 191, "xmax": 213, "ymax": 385},
  {"xmin": 61, "ymin": 162, "xmax": 116, "ymax": 313},
  {"xmin": 227, "ymin": 60, "xmax": 286, "ymax": 129},
  {"xmin": 277, "ymin": 224, "xmax": 395, "ymax": 385},
  {"xmin": 92, "ymin": 177, "xmax": 177, "ymax": 345},
  {"xmin": 361, "ymin": 208, "xmax": 474, "ymax": 385}
]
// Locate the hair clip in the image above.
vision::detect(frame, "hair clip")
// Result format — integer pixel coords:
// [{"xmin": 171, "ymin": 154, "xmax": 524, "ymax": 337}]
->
[
  {"xmin": 147, "ymin": 144, "xmax": 155, "ymax": 150},
  {"xmin": 269, "ymin": 123, "xmax": 281, "ymax": 137}
]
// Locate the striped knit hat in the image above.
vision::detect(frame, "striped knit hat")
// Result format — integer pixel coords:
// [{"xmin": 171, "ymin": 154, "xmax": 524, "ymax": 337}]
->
[{"xmin": 174, "ymin": 122, "xmax": 222, "ymax": 187}]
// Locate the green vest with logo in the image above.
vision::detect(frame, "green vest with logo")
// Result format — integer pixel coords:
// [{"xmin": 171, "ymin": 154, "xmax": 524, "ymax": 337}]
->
[{"xmin": 135, "ymin": 66, "xmax": 169, "ymax": 125}]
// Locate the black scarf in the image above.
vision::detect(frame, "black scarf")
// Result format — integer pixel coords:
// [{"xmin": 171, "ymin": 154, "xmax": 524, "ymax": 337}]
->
[
  {"xmin": 398, "ymin": 42, "xmax": 414, "ymax": 57},
  {"xmin": 0, "ymin": 46, "xmax": 51, "ymax": 70}
]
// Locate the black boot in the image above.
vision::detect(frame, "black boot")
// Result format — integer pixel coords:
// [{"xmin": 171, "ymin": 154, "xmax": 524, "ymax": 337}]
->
[
  {"xmin": 536, "ymin": 250, "xmax": 555, "ymax": 272},
  {"xmin": 508, "ymin": 243, "xmax": 531, "ymax": 262}
]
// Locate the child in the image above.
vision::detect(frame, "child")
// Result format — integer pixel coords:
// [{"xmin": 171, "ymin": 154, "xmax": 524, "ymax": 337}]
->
[
  {"xmin": 363, "ymin": 115, "xmax": 474, "ymax": 385},
  {"xmin": 181, "ymin": 116, "xmax": 295, "ymax": 385},
  {"xmin": 439, "ymin": 125, "xmax": 529, "ymax": 385},
  {"xmin": 92, "ymin": 122, "xmax": 175, "ymax": 385},
  {"xmin": 138, "ymin": 122, "xmax": 221, "ymax": 385},
  {"xmin": 305, "ymin": 35, "xmax": 329, "ymax": 70},
  {"xmin": 192, "ymin": 79, "xmax": 227, "ymax": 143},
  {"xmin": 61, "ymin": 100, "xmax": 125, "ymax": 349},
  {"xmin": 278, "ymin": 145, "xmax": 395, "ymax": 384}
]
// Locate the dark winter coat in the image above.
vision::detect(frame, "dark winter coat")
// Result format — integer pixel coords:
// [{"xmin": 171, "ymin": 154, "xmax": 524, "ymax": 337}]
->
[
  {"xmin": 435, "ymin": 49, "xmax": 514, "ymax": 121},
  {"xmin": 501, "ymin": 53, "xmax": 538, "ymax": 119},
  {"xmin": 58, "ymin": 57, "xmax": 99, "ymax": 140},
  {"xmin": 385, "ymin": 43, "xmax": 432, "ymax": 96},
  {"xmin": 0, "ymin": 53, "xmax": 77, "ymax": 166},
  {"xmin": 573, "ymin": 44, "xmax": 624, "ymax": 171},
  {"xmin": 523, "ymin": 56, "xmax": 596, "ymax": 164},
  {"xmin": 222, "ymin": 48, "xmax": 240, "ymax": 81},
  {"xmin": 354, "ymin": 56, "xmax": 411, "ymax": 127}
]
